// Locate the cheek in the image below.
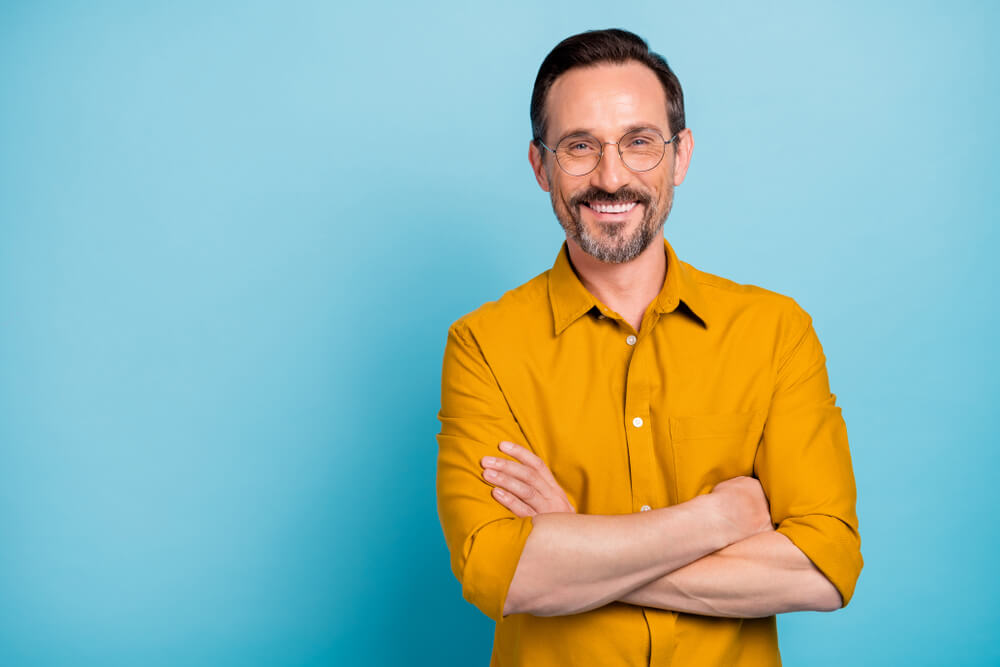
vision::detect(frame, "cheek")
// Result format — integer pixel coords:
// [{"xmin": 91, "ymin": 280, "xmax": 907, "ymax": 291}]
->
[
  {"xmin": 647, "ymin": 173, "xmax": 673, "ymax": 203},
  {"xmin": 551, "ymin": 180, "xmax": 576, "ymax": 207}
]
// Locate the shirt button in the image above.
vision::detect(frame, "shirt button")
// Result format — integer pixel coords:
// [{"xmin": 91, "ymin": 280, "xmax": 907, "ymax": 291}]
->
[
  {"xmin": 626, "ymin": 335, "xmax": 637, "ymax": 345},
  {"xmin": 597, "ymin": 314, "xmax": 606, "ymax": 320},
  {"xmin": 640, "ymin": 505, "xmax": 651, "ymax": 512},
  {"xmin": 632, "ymin": 417, "xmax": 644, "ymax": 428}
]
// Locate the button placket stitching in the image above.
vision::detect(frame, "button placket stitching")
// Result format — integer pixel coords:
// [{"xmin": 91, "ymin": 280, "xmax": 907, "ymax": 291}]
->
[{"xmin": 623, "ymin": 328, "xmax": 654, "ymax": 516}]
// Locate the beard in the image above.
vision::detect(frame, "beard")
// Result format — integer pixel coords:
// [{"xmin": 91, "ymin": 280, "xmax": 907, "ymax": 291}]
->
[{"xmin": 551, "ymin": 183, "xmax": 674, "ymax": 264}]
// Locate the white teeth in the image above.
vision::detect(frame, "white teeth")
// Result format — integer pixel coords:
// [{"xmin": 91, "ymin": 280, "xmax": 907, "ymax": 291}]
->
[{"xmin": 590, "ymin": 202, "xmax": 638, "ymax": 213}]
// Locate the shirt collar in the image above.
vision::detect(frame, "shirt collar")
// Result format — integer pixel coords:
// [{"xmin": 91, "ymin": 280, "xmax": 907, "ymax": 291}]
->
[{"xmin": 548, "ymin": 238, "xmax": 710, "ymax": 336}]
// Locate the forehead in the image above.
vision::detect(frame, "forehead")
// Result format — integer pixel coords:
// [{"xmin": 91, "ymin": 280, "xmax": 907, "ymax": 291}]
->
[{"xmin": 545, "ymin": 61, "xmax": 669, "ymax": 140}]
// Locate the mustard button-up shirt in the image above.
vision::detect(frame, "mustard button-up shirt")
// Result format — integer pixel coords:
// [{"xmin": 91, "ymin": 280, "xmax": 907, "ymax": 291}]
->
[{"xmin": 436, "ymin": 238, "xmax": 862, "ymax": 666}]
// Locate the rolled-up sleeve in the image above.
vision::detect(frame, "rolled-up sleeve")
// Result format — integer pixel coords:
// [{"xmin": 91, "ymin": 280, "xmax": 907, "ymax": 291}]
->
[
  {"xmin": 755, "ymin": 302, "xmax": 863, "ymax": 607},
  {"xmin": 436, "ymin": 321, "xmax": 535, "ymax": 622}
]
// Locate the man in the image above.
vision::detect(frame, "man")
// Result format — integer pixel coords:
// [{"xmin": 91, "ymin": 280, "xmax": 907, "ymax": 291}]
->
[{"xmin": 436, "ymin": 29, "xmax": 862, "ymax": 666}]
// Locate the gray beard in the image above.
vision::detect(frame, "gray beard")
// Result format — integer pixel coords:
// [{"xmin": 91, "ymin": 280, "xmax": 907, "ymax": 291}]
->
[{"xmin": 554, "ymin": 189, "xmax": 673, "ymax": 264}]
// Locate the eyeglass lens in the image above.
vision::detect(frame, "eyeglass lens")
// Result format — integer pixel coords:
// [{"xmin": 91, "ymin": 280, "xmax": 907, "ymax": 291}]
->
[{"xmin": 555, "ymin": 129, "xmax": 667, "ymax": 176}]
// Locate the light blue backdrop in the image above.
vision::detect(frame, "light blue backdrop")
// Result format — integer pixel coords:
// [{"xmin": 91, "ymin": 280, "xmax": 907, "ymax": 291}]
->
[{"xmin": 1, "ymin": 1, "xmax": 997, "ymax": 665}]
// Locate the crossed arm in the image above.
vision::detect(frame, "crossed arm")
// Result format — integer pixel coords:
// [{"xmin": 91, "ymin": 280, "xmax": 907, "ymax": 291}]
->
[
  {"xmin": 481, "ymin": 441, "xmax": 843, "ymax": 619},
  {"xmin": 438, "ymin": 315, "xmax": 862, "ymax": 622}
]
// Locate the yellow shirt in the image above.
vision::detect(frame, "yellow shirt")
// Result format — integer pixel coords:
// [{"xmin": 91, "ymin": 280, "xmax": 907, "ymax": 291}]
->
[{"xmin": 436, "ymin": 238, "xmax": 862, "ymax": 666}]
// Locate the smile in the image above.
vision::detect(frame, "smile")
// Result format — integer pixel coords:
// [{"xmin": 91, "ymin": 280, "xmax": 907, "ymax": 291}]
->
[{"xmin": 584, "ymin": 201, "xmax": 638, "ymax": 214}]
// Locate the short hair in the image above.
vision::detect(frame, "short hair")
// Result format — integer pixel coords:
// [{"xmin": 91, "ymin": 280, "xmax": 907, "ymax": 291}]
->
[{"xmin": 530, "ymin": 29, "xmax": 686, "ymax": 145}]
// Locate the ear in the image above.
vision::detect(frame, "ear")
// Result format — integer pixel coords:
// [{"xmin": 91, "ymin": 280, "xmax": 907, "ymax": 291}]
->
[
  {"xmin": 528, "ymin": 140, "xmax": 551, "ymax": 192},
  {"xmin": 671, "ymin": 128, "xmax": 695, "ymax": 187}
]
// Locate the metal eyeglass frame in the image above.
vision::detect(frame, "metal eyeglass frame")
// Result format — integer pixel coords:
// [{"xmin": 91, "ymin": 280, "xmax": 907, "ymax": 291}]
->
[{"xmin": 535, "ymin": 130, "xmax": 679, "ymax": 176}]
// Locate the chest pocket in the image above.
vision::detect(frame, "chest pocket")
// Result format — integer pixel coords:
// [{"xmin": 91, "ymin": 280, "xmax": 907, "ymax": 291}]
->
[{"xmin": 668, "ymin": 410, "xmax": 766, "ymax": 501}]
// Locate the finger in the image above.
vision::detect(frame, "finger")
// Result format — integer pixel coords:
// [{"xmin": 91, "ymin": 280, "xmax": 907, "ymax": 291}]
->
[
  {"xmin": 481, "ymin": 456, "xmax": 544, "ymax": 491},
  {"xmin": 491, "ymin": 486, "xmax": 535, "ymax": 518},
  {"xmin": 493, "ymin": 445, "xmax": 571, "ymax": 511},
  {"xmin": 499, "ymin": 441, "xmax": 562, "ymax": 490},
  {"xmin": 493, "ymin": 443, "xmax": 576, "ymax": 515},
  {"xmin": 482, "ymin": 468, "xmax": 541, "ymax": 507}
]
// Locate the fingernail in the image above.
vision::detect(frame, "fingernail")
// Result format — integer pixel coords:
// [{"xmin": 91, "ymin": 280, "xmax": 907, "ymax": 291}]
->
[
  {"xmin": 495, "ymin": 489, "xmax": 506, "ymax": 498},
  {"xmin": 499, "ymin": 442, "xmax": 512, "ymax": 451},
  {"xmin": 485, "ymin": 469, "xmax": 498, "ymax": 479},
  {"xmin": 483, "ymin": 456, "xmax": 496, "ymax": 465}
]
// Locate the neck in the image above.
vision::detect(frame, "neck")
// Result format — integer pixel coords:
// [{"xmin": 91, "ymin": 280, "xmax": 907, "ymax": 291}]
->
[{"xmin": 565, "ymin": 236, "xmax": 666, "ymax": 332}]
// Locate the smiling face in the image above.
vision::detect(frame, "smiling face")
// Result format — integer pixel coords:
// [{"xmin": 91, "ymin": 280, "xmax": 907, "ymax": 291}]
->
[{"xmin": 529, "ymin": 61, "xmax": 693, "ymax": 264}]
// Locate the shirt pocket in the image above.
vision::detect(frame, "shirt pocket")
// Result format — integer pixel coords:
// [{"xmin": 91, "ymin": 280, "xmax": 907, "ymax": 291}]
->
[{"xmin": 668, "ymin": 410, "xmax": 766, "ymax": 501}]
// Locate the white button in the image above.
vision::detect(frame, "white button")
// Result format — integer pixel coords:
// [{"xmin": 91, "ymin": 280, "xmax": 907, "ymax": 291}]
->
[
  {"xmin": 626, "ymin": 335, "xmax": 637, "ymax": 345},
  {"xmin": 598, "ymin": 314, "xmax": 606, "ymax": 320},
  {"xmin": 640, "ymin": 505, "xmax": 651, "ymax": 512},
  {"xmin": 632, "ymin": 417, "xmax": 643, "ymax": 428}
]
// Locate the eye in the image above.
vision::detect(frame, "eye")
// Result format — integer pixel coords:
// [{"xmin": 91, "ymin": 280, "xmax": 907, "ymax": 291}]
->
[
  {"xmin": 625, "ymin": 131, "xmax": 661, "ymax": 147},
  {"xmin": 559, "ymin": 135, "xmax": 600, "ymax": 155}
]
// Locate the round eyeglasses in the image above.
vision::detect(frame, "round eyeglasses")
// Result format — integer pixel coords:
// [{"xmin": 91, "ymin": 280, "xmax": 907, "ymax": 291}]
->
[{"xmin": 536, "ymin": 128, "xmax": 678, "ymax": 176}]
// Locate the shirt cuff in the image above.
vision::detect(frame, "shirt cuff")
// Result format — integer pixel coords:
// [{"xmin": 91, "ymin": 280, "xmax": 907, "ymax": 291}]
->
[
  {"xmin": 461, "ymin": 515, "xmax": 535, "ymax": 622},
  {"xmin": 777, "ymin": 514, "xmax": 864, "ymax": 607}
]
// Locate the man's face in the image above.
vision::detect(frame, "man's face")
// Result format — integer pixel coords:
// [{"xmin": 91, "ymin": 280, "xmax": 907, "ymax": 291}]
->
[{"xmin": 529, "ymin": 61, "xmax": 693, "ymax": 264}]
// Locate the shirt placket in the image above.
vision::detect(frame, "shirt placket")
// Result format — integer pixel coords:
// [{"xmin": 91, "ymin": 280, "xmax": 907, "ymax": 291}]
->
[
  {"xmin": 622, "ymin": 315, "xmax": 681, "ymax": 666},
  {"xmin": 622, "ymin": 324, "xmax": 656, "ymax": 513}
]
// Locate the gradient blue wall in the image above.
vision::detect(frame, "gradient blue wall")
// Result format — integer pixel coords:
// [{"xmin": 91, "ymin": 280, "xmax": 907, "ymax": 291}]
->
[{"xmin": 1, "ymin": 1, "xmax": 997, "ymax": 665}]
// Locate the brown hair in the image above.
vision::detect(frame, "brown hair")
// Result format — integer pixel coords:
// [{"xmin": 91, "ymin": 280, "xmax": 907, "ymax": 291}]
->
[{"xmin": 530, "ymin": 29, "xmax": 685, "ymax": 145}]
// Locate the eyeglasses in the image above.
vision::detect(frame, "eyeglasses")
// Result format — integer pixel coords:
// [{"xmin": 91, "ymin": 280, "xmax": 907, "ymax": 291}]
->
[{"xmin": 536, "ymin": 128, "xmax": 678, "ymax": 176}]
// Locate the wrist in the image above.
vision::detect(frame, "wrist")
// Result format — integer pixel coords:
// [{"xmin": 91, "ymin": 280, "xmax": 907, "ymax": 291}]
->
[{"xmin": 689, "ymin": 492, "xmax": 745, "ymax": 548}]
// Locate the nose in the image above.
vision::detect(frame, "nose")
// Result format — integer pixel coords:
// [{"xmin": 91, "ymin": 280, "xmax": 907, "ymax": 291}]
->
[{"xmin": 589, "ymin": 142, "xmax": 631, "ymax": 193}]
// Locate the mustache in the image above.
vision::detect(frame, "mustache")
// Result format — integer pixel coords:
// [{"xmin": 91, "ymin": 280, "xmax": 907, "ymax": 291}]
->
[{"xmin": 568, "ymin": 186, "xmax": 652, "ymax": 209}]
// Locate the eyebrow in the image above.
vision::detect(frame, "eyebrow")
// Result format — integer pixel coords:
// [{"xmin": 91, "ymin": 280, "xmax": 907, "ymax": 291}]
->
[{"xmin": 554, "ymin": 123, "xmax": 668, "ymax": 144}]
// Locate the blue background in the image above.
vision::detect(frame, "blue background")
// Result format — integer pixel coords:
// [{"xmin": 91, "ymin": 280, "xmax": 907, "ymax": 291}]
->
[{"xmin": 1, "ymin": 1, "xmax": 997, "ymax": 665}]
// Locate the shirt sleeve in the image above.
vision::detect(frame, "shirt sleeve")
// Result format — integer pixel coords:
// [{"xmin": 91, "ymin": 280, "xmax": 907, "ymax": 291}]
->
[
  {"xmin": 436, "ymin": 321, "xmax": 535, "ymax": 623},
  {"xmin": 754, "ymin": 302, "xmax": 864, "ymax": 607}
]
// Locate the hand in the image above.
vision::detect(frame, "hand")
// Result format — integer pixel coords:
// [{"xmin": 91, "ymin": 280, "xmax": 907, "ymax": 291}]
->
[
  {"xmin": 480, "ymin": 441, "xmax": 577, "ymax": 517},
  {"xmin": 709, "ymin": 476, "xmax": 775, "ymax": 539}
]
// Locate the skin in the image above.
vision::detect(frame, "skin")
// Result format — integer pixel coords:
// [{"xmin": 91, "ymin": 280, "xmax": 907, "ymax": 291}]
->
[
  {"xmin": 485, "ymin": 61, "xmax": 842, "ymax": 618},
  {"xmin": 483, "ymin": 442, "xmax": 841, "ymax": 617},
  {"xmin": 529, "ymin": 62, "xmax": 694, "ymax": 331}
]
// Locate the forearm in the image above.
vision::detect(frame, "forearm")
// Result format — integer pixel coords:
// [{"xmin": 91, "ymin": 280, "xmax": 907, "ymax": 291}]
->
[
  {"xmin": 618, "ymin": 530, "xmax": 842, "ymax": 617},
  {"xmin": 503, "ymin": 494, "xmax": 743, "ymax": 617}
]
